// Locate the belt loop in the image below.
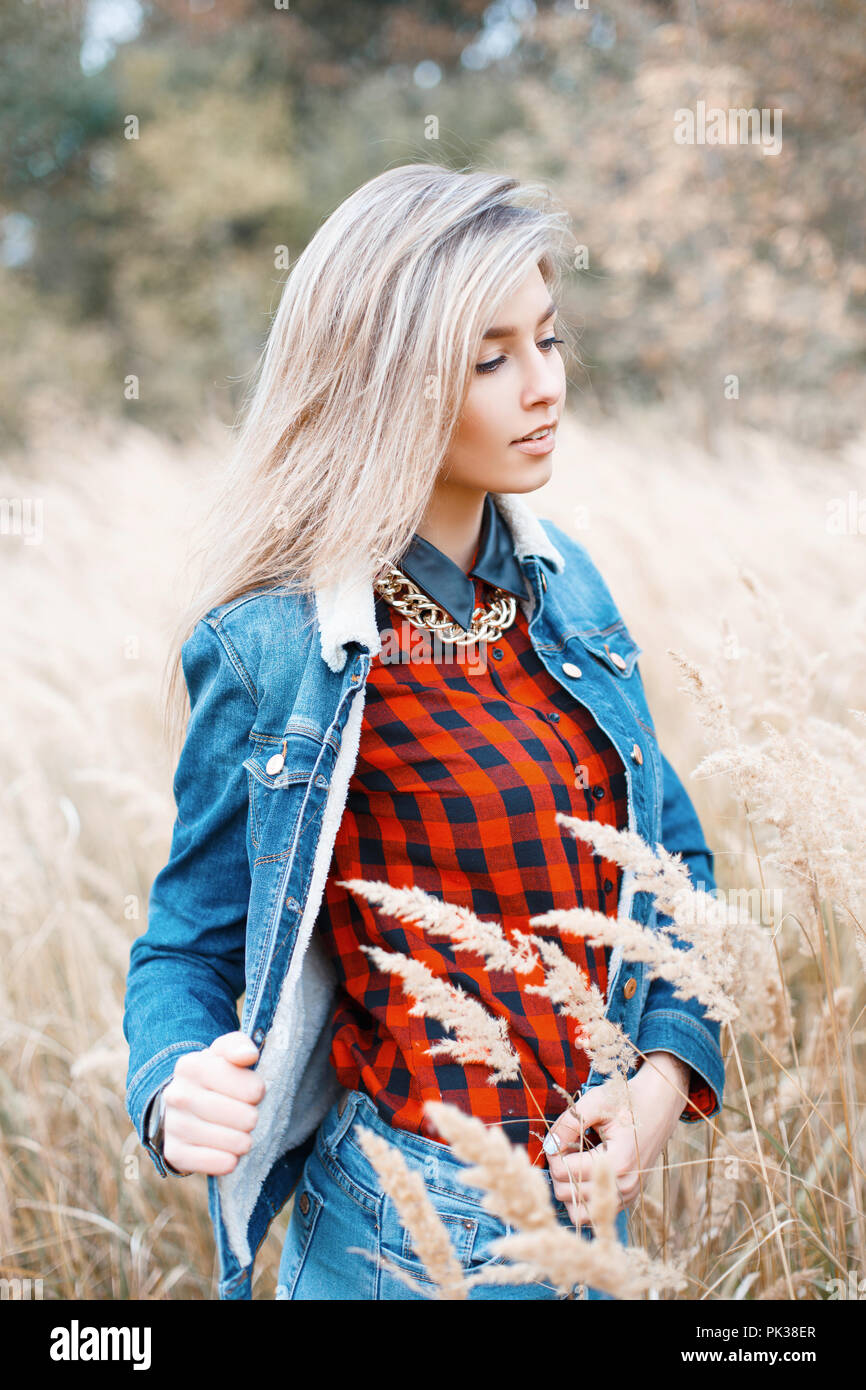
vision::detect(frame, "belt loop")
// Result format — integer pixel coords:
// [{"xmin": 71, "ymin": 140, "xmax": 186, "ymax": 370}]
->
[{"xmin": 326, "ymin": 1088, "xmax": 359, "ymax": 1154}]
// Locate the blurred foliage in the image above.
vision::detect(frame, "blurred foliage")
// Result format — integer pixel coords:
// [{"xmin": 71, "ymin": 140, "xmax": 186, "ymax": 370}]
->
[{"xmin": 0, "ymin": 0, "xmax": 863, "ymax": 450}]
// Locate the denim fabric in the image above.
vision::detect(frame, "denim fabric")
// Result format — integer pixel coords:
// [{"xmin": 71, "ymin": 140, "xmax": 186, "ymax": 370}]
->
[{"xmin": 275, "ymin": 1088, "xmax": 628, "ymax": 1301}]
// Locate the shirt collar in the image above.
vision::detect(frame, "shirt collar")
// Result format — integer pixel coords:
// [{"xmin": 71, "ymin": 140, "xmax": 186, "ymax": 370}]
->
[{"xmin": 393, "ymin": 491, "xmax": 528, "ymax": 630}]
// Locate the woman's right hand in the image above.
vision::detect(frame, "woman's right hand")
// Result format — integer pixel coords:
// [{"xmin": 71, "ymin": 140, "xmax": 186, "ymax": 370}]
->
[{"xmin": 162, "ymin": 1031, "xmax": 267, "ymax": 1176}]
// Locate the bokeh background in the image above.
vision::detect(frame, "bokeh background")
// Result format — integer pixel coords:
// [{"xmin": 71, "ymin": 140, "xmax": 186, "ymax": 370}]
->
[{"xmin": 1, "ymin": 0, "xmax": 864, "ymax": 1301}]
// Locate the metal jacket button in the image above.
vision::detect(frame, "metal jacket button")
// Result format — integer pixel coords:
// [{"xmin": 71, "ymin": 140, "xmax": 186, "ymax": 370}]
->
[
  {"xmin": 540, "ymin": 572, "xmax": 547, "ymax": 591},
  {"xmin": 266, "ymin": 738, "xmax": 287, "ymax": 775},
  {"xmin": 623, "ymin": 977, "xmax": 637, "ymax": 999},
  {"xmin": 298, "ymin": 1192, "xmax": 310, "ymax": 1215},
  {"xmin": 631, "ymin": 743, "xmax": 643, "ymax": 764},
  {"xmin": 562, "ymin": 661, "xmax": 582, "ymax": 678}
]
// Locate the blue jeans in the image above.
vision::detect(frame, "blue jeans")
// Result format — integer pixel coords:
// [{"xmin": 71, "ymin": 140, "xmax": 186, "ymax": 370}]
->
[{"xmin": 275, "ymin": 1088, "xmax": 629, "ymax": 1300}]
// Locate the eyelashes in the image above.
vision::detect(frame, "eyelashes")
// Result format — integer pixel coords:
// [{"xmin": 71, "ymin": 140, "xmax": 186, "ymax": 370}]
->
[{"xmin": 476, "ymin": 337, "xmax": 565, "ymax": 375}]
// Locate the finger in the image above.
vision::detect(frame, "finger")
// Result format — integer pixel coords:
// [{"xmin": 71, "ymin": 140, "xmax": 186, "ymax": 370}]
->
[
  {"xmin": 162, "ymin": 1137, "xmax": 244, "ymax": 1176},
  {"xmin": 553, "ymin": 1174, "xmax": 630, "ymax": 1212},
  {"xmin": 175, "ymin": 1053, "xmax": 266, "ymax": 1105},
  {"xmin": 563, "ymin": 1197, "xmax": 620, "ymax": 1232},
  {"xmin": 209, "ymin": 1031, "xmax": 262, "ymax": 1066},
  {"xmin": 165, "ymin": 1083, "xmax": 262, "ymax": 1133},
  {"xmin": 545, "ymin": 1101, "xmax": 611, "ymax": 1150},
  {"xmin": 165, "ymin": 1106, "xmax": 255, "ymax": 1155},
  {"xmin": 552, "ymin": 1177, "xmax": 591, "ymax": 1207},
  {"xmin": 547, "ymin": 1150, "xmax": 596, "ymax": 1184}
]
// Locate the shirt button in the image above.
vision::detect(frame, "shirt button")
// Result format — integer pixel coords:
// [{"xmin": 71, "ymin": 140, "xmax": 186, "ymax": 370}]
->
[
  {"xmin": 266, "ymin": 752, "xmax": 285, "ymax": 774},
  {"xmin": 561, "ymin": 661, "xmax": 582, "ymax": 679},
  {"xmin": 631, "ymin": 743, "xmax": 643, "ymax": 764},
  {"xmin": 610, "ymin": 653, "xmax": 627, "ymax": 670},
  {"xmin": 623, "ymin": 977, "xmax": 637, "ymax": 999},
  {"xmin": 491, "ymin": 648, "xmax": 503, "ymax": 660},
  {"xmin": 592, "ymin": 785, "xmax": 605, "ymax": 800},
  {"xmin": 540, "ymin": 572, "xmax": 547, "ymax": 591},
  {"xmin": 603, "ymin": 878, "xmax": 614, "ymax": 894},
  {"xmin": 548, "ymin": 711, "xmax": 560, "ymax": 723}
]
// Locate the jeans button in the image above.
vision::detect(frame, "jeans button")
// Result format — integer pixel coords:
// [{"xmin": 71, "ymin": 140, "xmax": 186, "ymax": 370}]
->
[{"xmin": 298, "ymin": 1191, "xmax": 310, "ymax": 1216}]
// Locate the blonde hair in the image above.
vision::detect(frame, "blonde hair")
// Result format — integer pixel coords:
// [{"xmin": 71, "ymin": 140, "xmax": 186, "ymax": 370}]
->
[{"xmin": 164, "ymin": 161, "xmax": 573, "ymax": 756}]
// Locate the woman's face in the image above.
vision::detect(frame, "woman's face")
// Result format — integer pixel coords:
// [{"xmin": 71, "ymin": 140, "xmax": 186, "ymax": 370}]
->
[{"xmin": 441, "ymin": 264, "xmax": 566, "ymax": 495}]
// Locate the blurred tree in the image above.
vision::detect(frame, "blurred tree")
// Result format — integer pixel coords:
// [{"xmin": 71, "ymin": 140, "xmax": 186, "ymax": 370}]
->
[{"xmin": 0, "ymin": 0, "xmax": 863, "ymax": 450}]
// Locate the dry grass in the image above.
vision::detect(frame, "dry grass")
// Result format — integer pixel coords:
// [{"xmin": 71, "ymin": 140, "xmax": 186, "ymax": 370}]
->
[{"xmin": 1, "ymin": 407, "xmax": 863, "ymax": 1299}]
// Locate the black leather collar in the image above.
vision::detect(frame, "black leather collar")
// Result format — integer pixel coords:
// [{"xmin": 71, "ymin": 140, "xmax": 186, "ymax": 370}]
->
[{"xmin": 392, "ymin": 491, "xmax": 527, "ymax": 630}]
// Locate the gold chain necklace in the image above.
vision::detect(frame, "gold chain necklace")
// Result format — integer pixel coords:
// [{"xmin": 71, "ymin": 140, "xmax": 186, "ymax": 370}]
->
[{"xmin": 373, "ymin": 560, "xmax": 518, "ymax": 647}]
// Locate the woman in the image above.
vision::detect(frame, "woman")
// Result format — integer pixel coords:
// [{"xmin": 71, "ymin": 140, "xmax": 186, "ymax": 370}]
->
[{"xmin": 123, "ymin": 164, "xmax": 724, "ymax": 1301}]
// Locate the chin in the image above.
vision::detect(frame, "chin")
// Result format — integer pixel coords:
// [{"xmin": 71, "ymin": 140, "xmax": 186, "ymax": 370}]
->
[{"xmin": 507, "ymin": 456, "xmax": 555, "ymax": 491}]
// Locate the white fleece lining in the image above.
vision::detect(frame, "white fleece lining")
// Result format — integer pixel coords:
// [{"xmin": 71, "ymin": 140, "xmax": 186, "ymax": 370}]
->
[
  {"xmin": 217, "ymin": 678, "xmax": 368, "ymax": 1267},
  {"xmin": 216, "ymin": 493, "xmax": 566, "ymax": 1268}
]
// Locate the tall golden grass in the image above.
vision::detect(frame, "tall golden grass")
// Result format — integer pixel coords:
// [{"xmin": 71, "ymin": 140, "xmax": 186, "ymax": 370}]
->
[{"xmin": 1, "ymin": 406, "xmax": 863, "ymax": 1299}]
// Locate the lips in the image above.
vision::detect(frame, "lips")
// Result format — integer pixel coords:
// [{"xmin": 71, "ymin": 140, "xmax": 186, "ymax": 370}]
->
[{"xmin": 512, "ymin": 421, "xmax": 556, "ymax": 443}]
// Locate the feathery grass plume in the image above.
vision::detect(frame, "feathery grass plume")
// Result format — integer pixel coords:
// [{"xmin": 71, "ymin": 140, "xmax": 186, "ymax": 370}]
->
[
  {"xmin": 587, "ymin": 1146, "xmax": 619, "ymax": 1242},
  {"xmin": 550, "ymin": 812, "xmax": 790, "ymax": 1041},
  {"xmin": 523, "ymin": 934, "xmax": 636, "ymax": 1113},
  {"xmin": 424, "ymin": 1100, "xmax": 559, "ymax": 1233},
  {"xmin": 358, "ymin": 943, "xmax": 521, "ymax": 1082},
  {"xmin": 336, "ymin": 877, "xmax": 540, "ymax": 973},
  {"xmin": 531, "ymin": 817, "xmax": 739, "ymax": 1024},
  {"xmin": 477, "ymin": 1225, "xmax": 688, "ymax": 1300},
  {"xmin": 353, "ymin": 1126, "xmax": 470, "ymax": 1300}
]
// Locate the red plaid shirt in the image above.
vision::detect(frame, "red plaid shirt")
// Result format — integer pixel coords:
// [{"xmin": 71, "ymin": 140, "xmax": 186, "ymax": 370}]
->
[{"xmin": 316, "ymin": 512, "xmax": 715, "ymax": 1164}]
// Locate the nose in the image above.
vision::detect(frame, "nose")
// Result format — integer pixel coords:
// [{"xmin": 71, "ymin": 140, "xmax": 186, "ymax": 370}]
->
[{"xmin": 521, "ymin": 348, "xmax": 563, "ymax": 410}]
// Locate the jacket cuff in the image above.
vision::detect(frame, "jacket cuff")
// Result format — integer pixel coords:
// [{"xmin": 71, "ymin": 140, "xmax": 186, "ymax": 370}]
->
[
  {"xmin": 130, "ymin": 1042, "xmax": 210, "ymax": 1177},
  {"xmin": 635, "ymin": 1011, "xmax": 724, "ymax": 1123},
  {"xmin": 143, "ymin": 1083, "xmax": 194, "ymax": 1178}
]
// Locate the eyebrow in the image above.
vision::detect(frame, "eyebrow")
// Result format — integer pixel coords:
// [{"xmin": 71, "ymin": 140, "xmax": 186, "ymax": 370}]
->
[{"xmin": 481, "ymin": 301, "xmax": 557, "ymax": 341}]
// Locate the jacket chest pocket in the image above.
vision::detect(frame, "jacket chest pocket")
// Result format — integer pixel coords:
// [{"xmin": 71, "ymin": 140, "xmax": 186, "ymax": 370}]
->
[
  {"xmin": 573, "ymin": 622, "xmax": 664, "ymax": 819},
  {"xmin": 243, "ymin": 731, "xmax": 324, "ymax": 854},
  {"xmin": 574, "ymin": 621, "xmax": 643, "ymax": 680}
]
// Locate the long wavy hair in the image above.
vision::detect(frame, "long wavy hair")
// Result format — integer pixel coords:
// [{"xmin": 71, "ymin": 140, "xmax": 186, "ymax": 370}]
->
[{"xmin": 163, "ymin": 161, "xmax": 574, "ymax": 756}]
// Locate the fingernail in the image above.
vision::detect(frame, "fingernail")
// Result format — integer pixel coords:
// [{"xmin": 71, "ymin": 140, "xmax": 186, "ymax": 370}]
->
[{"xmin": 543, "ymin": 1131, "xmax": 561, "ymax": 1156}]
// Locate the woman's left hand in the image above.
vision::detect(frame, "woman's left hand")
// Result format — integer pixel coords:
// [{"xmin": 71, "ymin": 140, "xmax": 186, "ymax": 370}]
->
[{"xmin": 543, "ymin": 1051, "xmax": 691, "ymax": 1230}]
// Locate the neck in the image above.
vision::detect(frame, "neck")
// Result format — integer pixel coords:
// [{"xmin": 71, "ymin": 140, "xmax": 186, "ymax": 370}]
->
[{"xmin": 415, "ymin": 481, "xmax": 487, "ymax": 574}]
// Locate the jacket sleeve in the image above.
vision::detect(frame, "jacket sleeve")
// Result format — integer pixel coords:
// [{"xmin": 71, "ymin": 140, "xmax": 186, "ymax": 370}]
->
[
  {"xmin": 635, "ymin": 749, "xmax": 726, "ymax": 1123},
  {"xmin": 123, "ymin": 617, "xmax": 256, "ymax": 1175}
]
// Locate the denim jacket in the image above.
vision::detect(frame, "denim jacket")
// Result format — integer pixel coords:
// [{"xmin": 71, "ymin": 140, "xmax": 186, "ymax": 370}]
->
[{"xmin": 122, "ymin": 492, "xmax": 725, "ymax": 1300}]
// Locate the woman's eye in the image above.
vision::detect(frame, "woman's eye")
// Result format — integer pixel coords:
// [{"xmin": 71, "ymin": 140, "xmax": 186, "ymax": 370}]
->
[{"xmin": 475, "ymin": 336, "xmax": 564, "ymax": 375}]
